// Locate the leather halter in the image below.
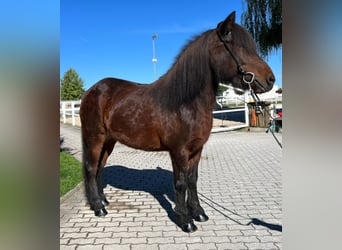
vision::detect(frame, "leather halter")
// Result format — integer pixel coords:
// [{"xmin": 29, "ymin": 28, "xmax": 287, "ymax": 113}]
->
[{"xmin": 216, "ymin": 30, "xmax": 266, "ymax": 93}]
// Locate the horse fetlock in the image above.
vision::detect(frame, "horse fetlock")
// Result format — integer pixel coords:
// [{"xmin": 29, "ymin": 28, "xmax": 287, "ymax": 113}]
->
[
  {"xmin": 94, "ymin": 208, "xmax": 108, "ymax": 217},
  {"xmin": 101, "ymin": 198, "xmax": 109, "ymax": 206},
  {"xmin": 193, "ymin": 213, "xmax": 209, "ymax": 222},
  {"xmin": 180, "ymin": 221, "xmax": 198, "ymax": 233},
  {"xmin": 189, "ymin": 204, "xmax": 209, "ymax": 222},
  {"xmin": 89, "ymin": 198, "xmax": 105, "ymax": 210},
  {"xmin": 175, "ymin": 207, "xmax": 193, "ymax": 226},
  {"xmin": 177, "ymin": 216, "xmax": 197, "ymax": 233}
]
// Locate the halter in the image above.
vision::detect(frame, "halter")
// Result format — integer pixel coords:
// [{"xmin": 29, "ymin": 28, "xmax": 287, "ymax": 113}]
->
[
  {"xmin": 216, "ymin": 30, "xmax": 267, "ymax": 95},
  {"xmin": 216, "ymin": 30, "xmax": 265, "ymax": 113},
  {"xmin": 217, "ymin": 30, "xmax": 282, "ymax": 149}
]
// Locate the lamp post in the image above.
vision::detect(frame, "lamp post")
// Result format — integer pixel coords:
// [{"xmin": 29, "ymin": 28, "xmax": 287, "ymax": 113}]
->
[{"xmin": 152, "ymin": 33, "xmax": 158, "ymax": 80}]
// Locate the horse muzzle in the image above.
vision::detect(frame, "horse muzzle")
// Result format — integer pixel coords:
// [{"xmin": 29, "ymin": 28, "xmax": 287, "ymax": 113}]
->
[{"xmin": 253, "ymin": 72, "xmax": 275, "ymax": 93}]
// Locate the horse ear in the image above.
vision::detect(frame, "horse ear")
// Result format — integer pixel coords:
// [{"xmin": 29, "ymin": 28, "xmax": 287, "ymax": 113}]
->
[{"xmin": 217, "ymin": 11, "xmax": 236, "ymax": 39}]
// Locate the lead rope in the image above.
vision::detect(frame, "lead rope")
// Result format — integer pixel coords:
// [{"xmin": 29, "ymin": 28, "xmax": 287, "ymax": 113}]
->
[
  {"xmin": 246, "ymin": 83, "xmax": 282, "ymax": 149},
  {"xmin": 198, "ymin": 193, "xmax": 251, "ymax": 225},
  {"xmin": 198, "ymin": 192, "xmax": 282, "ymax": 231},
  {"xmin": 267, "ymin": 125, "xmax": 283, "ymax": 148}
]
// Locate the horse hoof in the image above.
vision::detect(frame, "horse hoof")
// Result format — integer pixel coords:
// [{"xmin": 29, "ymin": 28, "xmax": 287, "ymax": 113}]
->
[
  {"xmin": 180, "ymin": 221, "xmax": 198, "ymax": 233},
  {"xmin": 101, "ymin": 199, "xmax": 109, "ymax": 206},
  {"xmin": 193, "ymin": 214, "xmax": 209, "ymax": 222},
  {"xmin": 94, "ymin": 208, "xmax": 108, "ymax": 217}
]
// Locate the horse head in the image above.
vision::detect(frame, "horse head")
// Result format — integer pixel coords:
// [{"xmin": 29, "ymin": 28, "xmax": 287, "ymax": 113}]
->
[{"xmin": 209, "ymin": 11, "xmax": 275, "ymax": 94}]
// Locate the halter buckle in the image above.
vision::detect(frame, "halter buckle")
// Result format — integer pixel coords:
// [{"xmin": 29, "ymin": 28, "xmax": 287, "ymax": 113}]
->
[{"xmin": 242, "ymin": 72, "xmax": 255, "ymax": 84}]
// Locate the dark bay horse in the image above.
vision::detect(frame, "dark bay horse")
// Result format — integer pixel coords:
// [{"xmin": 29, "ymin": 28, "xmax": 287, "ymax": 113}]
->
[{"xmin": 80, "ymin": 11, "xmax": 275, "ymax": 233}]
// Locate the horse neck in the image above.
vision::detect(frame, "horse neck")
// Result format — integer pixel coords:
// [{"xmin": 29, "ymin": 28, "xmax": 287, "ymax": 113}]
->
[{"xmin": 152, "ymin": 31, "xmax": 218, "ymax": 111}]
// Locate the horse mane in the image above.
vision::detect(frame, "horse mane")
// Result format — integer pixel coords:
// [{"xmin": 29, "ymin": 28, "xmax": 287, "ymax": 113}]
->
[
  {"xmin": 150, "ymin": 30, "xmax": 216, "ymax": 110},
  {"xmin": 150, "ymin": 24, "xmax": 256, "ymax": 111}
]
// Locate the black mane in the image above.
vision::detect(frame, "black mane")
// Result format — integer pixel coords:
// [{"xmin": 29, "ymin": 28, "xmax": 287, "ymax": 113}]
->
[
  {"xmin": 149, "ymin": 23, "xmax": 257, "ymax": 111},
  {"xmin": 150, "ymin": 30, "xmax": 216, "ymax": 110}
]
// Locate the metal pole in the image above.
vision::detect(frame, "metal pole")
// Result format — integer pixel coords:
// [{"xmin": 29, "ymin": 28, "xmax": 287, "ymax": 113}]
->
[{"xmin": 152, "ymin": 34, "xmax": 158, "ymax": 80}]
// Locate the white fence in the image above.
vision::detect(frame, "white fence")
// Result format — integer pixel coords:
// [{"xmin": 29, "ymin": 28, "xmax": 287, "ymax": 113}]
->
[
  {"xmin": 60, "ymin": 94, "xmax": 282, "ymax": 132},
  {"xmin": 212, "ymin": 93, "xmax": 250, "ymax": 132},
  {"xmin": 59, "ymin": 98, "xmax": 249, "ymax": 131},
  {"xmin": 60, "ymin": 100, "xmax": 81, "ymax": 126}
]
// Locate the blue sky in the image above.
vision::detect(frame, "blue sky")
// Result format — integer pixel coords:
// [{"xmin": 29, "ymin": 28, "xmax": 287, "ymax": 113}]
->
[{"xmin": 61, "ymin": 0, "xmax": 282, "ymax": 90}]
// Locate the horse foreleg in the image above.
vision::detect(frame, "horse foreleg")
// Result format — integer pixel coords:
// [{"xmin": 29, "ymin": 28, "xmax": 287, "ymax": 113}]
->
[
  {"xmin": 170, "ymin": 150, "xmax": 197, "ymax": 233},
  {"xmin": 187, "ymin": 148, "xmax": 209, "ymax": 222}
]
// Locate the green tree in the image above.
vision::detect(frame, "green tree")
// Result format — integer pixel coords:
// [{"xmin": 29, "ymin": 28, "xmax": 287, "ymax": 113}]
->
[
  {"xmin": 60, "ymin": 68, "xmax": 85, "ymax": 100},
  {"xmin": 217, "ymin": 85, "xmax": 228, "ymax": 96},
  {"xmin": 241, "ymin": 0, "xmax": 282, "ymax": 58}
]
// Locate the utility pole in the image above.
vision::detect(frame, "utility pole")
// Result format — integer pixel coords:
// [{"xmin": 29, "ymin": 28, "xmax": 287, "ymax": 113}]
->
[{"xmin": 152, "ymin": 33, "xmax": 158, "ymax": 80}]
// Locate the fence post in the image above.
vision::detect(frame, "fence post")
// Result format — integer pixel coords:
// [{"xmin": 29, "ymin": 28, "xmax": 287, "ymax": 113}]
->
[
  {"xmin": 62, "ymin": 102, "xmax": 66, "ymax": 123},
  {"xmin": 71, "ymin": 101, "xmax": 76, "ymax": 126},
  {"xmin": 244, "ymin": 92, "xmax": 249, "ymax": 127}
]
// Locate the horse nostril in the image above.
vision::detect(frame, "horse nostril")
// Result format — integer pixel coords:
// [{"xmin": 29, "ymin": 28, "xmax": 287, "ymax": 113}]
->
[{"xmin": 268, "ymin": 73, "xmax": 275, "ymax": 85}]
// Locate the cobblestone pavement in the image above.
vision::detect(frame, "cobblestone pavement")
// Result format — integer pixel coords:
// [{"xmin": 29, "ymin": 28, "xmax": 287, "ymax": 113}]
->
[{"xmin": 60, "ymin": 124, "xmax": 282, "ymax": 249}]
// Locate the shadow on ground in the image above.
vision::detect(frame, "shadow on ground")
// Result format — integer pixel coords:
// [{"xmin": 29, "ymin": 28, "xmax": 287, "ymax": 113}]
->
[
  {"xmin": 102, "ymin": 165, "xmax": 282, "ymax": 232},
  {"xmin": 102, "ymin": 166, "xmax": 176, "ymax": 223}
]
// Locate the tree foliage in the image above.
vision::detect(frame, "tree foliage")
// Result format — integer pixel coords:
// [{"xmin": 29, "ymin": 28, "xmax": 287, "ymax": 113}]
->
[
  {"xmin": 60, "ymin": 68, "xmax": 85, "ymax": 100},
  {"xmin": 241, "ymin": 0, "xmax": 282, "ymax": 58},
  {"xmin": 217, "ymin": 85, "xmax": 228, "ymax": 96}
]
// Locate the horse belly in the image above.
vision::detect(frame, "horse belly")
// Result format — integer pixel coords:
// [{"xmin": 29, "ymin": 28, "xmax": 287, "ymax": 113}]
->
[
  {"xmin": 116, "ymin": 128, "xmax": 163, "ymax": 151},
  {"xmin": 107, "ymin": 108, "xmax": 164, "ymax": 151}
]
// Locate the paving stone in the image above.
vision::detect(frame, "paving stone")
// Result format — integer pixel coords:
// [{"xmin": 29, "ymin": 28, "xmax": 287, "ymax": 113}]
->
[
  {"xmin": 131, "ymin": 244, "xmax": 159, "ymax": 250},
  {"xmin": 201, "ymin": 235, "xmax": 231, "ymax": 243},
  {"xmin": 158, "ymin": 244, "xmax": 187, "ymax": 250},
  {"xmin": 216, "ymin": 242, "xmax": 248, "ymax": 250},
  {"xmin": 103, "ymin": 244, "xmax": 130, "ymax": 250},
  {"xmin": 230, "ymin": 235, "xmax": 259, "ymax": 243},
  {"xmin": 68, "ymin": 238, "xmax": 95, "ymax": 245},
  {"xmin": 174, "ymin": 236, "xmax": 203, "ymax": 244},
  {"xmin": 147, "ymin": 236, "xmax": 175, "ymax": 244},
  {"xmin": 244, "ymin": 242, "xmax": 279, "ymax": 250},
  {"xmin": 187, "ymin": 243, "xmax": 217, "ymax": 250},
  {"xmin": 76, "ymin": 244, "xmax": 103, "ymax": 250},
  {"xmin": 94, "ymin": 237, "xmax": 121, "ymax": 244},
  {"xmin": 60, "ymin": 245, "xmax": 77, "ymax": 250},
  {"xmin": 63, "ymin": 232, "xmax": 87, "ymax": 239},
  {"xmin": 87, "ymin": 232, "xmax": 112, "ymax": 238},
  {"xmin": 121, "ymin": 237, "xmax": 147, "ymax": 244}
]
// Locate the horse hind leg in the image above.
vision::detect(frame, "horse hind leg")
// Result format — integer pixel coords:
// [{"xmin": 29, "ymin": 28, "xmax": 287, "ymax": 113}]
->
[
  {"xmin": 82, "ymin": 135, "xmax": 108, "ymax": 217},
  {"xmin": 96, "ymin": 139, "xmax": 116, "ymax": 207}
]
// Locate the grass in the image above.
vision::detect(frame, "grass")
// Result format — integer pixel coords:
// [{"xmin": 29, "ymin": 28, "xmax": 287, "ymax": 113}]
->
[{"xmin": 60, "ymin": 151, "xmax": 83, "ymax": 196}]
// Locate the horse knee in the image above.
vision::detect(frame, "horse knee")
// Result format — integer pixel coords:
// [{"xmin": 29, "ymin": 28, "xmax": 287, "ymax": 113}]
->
[{"xmin": 174, "ymin": 179, "xmax": 187, "ymax": 192}]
